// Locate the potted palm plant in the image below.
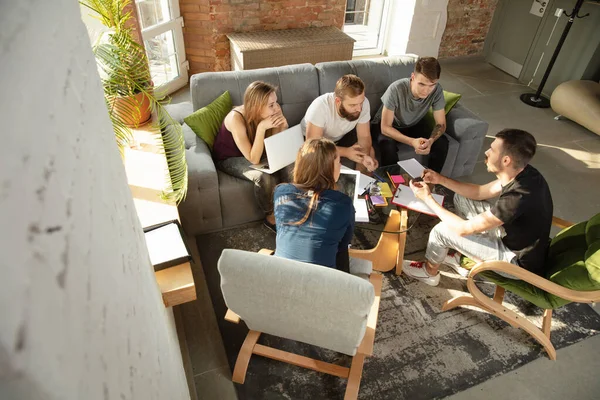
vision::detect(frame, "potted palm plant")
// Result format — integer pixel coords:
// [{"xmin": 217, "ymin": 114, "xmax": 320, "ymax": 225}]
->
[{"xmin": 81, "ymin": 0, "xmax": 187, "ymax": 204}]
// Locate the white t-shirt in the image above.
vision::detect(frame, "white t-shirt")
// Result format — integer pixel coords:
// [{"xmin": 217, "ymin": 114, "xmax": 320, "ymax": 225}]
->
[{"xmin": 301, "ymin": 93, "xmax": 371, "ymax": 142}]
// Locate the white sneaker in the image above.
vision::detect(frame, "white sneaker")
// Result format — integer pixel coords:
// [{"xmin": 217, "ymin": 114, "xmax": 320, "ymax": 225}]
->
[
  {"xmin": 443, "ymin": 252, "xmax": 469, "ymax": 277},
  {"xmin": 402, "ymin": 260, "xmax": 441, "ymax": 287}
]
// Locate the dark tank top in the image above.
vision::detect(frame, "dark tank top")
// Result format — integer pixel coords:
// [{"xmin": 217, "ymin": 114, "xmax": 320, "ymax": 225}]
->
[{"xmin": 212, "ymin": 109, "xmax": 245, "ymax": 161}]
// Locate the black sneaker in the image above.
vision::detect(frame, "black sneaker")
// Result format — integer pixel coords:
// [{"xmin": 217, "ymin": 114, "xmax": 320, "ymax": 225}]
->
[{"xmin": 263, "ymin": 219, "xmax": 277, "ymax": 233}]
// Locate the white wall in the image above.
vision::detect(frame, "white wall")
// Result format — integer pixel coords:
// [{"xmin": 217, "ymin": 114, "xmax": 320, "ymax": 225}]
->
[
  {"xmin": 383, "ymin": 0, "xmax": 448, "ymax": 58},
  {"xmin": 0, "ymin": 1, "xmax": 190, "ymax": 399},
  {"xmin": 383, "ymin": 0, "xmax": 417, "ymax": 56}
]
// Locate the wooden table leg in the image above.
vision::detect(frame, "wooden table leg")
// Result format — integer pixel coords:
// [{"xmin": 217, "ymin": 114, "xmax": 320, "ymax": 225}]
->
[
  {"xmin": 349, "ymin": 210, "xmax": 401, "ymax": 272},
  {"xmin": 395, "ymin": 208, "xmax": 408, "ymax": 275}
]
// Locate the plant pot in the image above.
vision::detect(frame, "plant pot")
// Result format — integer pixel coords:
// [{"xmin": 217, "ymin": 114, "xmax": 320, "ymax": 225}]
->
[{"xmin": 113, "ymin": 90, "xmax": 152, "ymax": 128}]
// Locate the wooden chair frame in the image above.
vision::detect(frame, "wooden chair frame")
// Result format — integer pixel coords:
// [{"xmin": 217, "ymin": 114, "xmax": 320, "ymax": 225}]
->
[
  {"xmin": 224, "ymin": 249, "xmax": 383, "ymax": 400},
  {"xmin": 349, "ymin": 208, "xmax": 408, "ymax": 275},
  {"xmin": 442, "ymin": 217, "xmax": 600, "ymax": 360}
]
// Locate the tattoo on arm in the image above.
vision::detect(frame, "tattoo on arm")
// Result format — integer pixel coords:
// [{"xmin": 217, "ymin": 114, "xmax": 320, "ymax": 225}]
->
[{"xmin": 430, "ymin": 124, "xmax": 444, "ymax": 141}]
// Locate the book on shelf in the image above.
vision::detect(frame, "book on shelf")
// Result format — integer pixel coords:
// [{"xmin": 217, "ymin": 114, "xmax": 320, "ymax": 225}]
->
[{"xmin": 143, "ymin": 220, "xmax": 191, "ymax": 271}]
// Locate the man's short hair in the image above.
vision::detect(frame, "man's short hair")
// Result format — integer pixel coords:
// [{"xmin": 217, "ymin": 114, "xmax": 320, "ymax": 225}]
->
[
  {"xmin": 334, "ymin": 74, "xmax": 365, "ymax": 100},
  {"xmin": 415, "ymin": 57, "xmax": 441, "ymax": 81},
  {"xmin": 495, "ymin": 129, "xmax": 537, "ymax": 169}
]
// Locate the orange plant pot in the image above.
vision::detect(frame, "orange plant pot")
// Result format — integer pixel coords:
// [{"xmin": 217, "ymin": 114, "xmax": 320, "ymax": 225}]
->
[{"xmin": 112, "ymin": 90, "xmax": 152, "ymax": 128}]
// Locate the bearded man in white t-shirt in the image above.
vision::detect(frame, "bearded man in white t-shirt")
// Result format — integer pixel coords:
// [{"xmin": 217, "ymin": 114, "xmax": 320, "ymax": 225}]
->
[{"xmin": 301, "ymin": 74, "xmax": 378, "ymax": 172}]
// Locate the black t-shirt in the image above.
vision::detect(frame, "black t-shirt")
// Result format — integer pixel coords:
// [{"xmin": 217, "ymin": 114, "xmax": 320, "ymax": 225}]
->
[{"xmin": 491, "ymin": 165, "xmax": 553, "ymax": 275}]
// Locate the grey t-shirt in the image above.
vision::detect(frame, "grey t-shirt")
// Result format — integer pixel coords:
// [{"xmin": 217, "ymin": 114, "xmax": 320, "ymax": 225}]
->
[{"xmin": 377, "ymin": 78, "xmax": 444, "ymax": 128}]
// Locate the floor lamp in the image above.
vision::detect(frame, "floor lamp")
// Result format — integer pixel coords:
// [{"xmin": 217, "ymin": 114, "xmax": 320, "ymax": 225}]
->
[{"xmin": 520, "ymin": 0, "xmax": 591, "ymax": 108}]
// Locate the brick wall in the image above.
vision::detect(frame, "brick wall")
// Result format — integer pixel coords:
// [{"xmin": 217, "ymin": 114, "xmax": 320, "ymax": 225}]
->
[
  {"xmin": 181, "ymin": 0, "xmax": 346, "ymax": 74},
  {"xmin": 439, "ymin": 0, "xmax": 498, "ymax": 58}
]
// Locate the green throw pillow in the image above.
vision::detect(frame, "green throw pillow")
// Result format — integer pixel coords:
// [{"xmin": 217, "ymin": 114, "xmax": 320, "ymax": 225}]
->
[
  {"xmin": 422, "ymin": 90, "xmax": 462, "ymax": 131},
  {"xmin": 184, "ymin": 91, "xmax": 233, "ymax": 150}
]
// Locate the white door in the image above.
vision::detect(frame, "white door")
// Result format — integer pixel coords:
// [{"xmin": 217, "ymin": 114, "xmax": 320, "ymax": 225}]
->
[
  {"xmin": 343, "ymin": 0, "xmax": 390, "ymax": 56},
  {"xmin": 135, "ymin": 0, "xmax": 188, "ymax": 95},
  {"xmin": 406, "ymin": 0, "xmax": 449, "ymax": 58}
]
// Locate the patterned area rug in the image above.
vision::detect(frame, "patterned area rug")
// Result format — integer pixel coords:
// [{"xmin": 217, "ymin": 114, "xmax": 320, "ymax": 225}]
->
[{"xmin": 195, "ymin": 209, "xmax": 600, "ymax": 400}]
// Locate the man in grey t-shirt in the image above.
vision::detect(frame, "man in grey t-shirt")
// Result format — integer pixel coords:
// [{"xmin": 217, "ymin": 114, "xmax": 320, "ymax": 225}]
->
[{"xmin": 376, "ymin": 57, "xmax": 449, "ymax": 172}]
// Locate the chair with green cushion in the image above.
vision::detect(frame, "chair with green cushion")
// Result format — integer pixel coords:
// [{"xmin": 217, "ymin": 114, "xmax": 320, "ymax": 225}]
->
[{"xmin": 442, "ymin": 213, "xmax": 600, "ymax": 360}]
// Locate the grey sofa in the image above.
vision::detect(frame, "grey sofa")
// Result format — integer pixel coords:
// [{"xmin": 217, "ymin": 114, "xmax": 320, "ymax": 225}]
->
[{"xmin": 170, "ymin": 56, "xmax": 488, "ymax": 236}]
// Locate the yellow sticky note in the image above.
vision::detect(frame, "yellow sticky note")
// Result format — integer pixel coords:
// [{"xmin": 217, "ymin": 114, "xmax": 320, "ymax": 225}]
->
[{"xmin": 377, "ymin": 182, "xmax": 393, "ymax": 197}]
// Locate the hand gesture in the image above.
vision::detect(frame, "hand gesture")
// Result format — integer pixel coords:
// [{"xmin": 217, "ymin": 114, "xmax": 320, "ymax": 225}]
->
[
  {"xmin": 409, "ymin": 179, "xmax": 431, "ymax": 201},
  {"xmin": 421, "ymin": 169, "xmax": 442, "ymax": 185},
  {"xmin": 361, "ymin": 155, "xmax": 378, "ymax": 172},
  {"xmin": 259, "ymin": 112, "xmax": 287, "ymax": 131},
  {"xmin": 345, "ymin": 143, "xmax": 365, "ymax": 164},
  {"xmin": 412, "ymin": 138, "xmax": 429, "ymax": 155}
]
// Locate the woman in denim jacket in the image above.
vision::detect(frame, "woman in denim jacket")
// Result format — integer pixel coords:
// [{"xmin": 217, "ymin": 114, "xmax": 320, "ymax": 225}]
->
[{"xmin": 273, "ymin": 138, "xmax": 355, "ymax": 272}]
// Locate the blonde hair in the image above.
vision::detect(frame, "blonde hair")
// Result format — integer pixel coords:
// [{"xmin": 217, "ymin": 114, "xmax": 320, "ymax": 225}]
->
[
  {"xmin": 289, "ymin": 138, "xmax": 338, "ymax": 225},
  {"xmin": 243, "ymin": 81, "xmax": 277, "ymax": 144},
  {"xmin": 334, "ymin": 74, "xmax": 365, "ymax": 100}
]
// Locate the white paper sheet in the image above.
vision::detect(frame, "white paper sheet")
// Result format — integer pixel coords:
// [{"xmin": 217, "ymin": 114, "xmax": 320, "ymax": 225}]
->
[
  {"xmin": 354, "ymin": 199, "xmax": 369, "ymax": 223},
  {"xmin": 144, "ymin": 223, "xmax": 189, "ymax": 266},
  {"xmin": 398, "ymin": 158, "xmax": 426, "ymax": 179}
]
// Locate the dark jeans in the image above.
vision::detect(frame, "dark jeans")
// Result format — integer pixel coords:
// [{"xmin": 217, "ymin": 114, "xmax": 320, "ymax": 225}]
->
[
  {"xmin": 374, "ymin": 121, "xmax": 449, "ymax": 172},
  {"xmin": 335, "ymin": 128, "xmax": 359, "ymax": 169},
  {"xmin": 216, "ymin": 157, "xmax": 294, "ymax": 215}
]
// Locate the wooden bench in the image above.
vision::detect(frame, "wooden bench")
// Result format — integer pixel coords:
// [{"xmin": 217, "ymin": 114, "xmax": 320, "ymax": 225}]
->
[{"xmin": 227, "ymin": 26, "xmax": 355, "ymax": 71}]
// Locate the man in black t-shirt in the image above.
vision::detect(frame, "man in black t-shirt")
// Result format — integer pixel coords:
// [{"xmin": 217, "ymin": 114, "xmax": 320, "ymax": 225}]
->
[{"xmin": 400, "ymin": 128, "xmax": 553, "ymax": 287}]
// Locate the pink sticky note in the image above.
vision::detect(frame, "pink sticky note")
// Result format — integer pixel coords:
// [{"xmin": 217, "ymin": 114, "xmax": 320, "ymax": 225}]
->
[{"xmin": 391, "ymin": 175, "xmax": 405, "ymax": 185}]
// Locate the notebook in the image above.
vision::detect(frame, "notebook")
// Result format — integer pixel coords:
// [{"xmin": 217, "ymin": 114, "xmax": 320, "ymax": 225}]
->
[
  {"xmin": 143, "ymin": 220, "xmax": 191, "ymax": 271},
  {"xmin": 391, "ymin": 185, "xmax": 444, "ymax": 217},
  {"xmin": 398, "ymin": 158, "xmax": 426, "ymax": 179}
]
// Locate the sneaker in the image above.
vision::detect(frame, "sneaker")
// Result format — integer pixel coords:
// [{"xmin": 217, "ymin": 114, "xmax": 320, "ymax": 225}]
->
[
  {"xmin": 443, "ymin": 252, "xmax": 469, "ymax": 277},
  {"xmin": 402, "ymin": 260, "xmax": 440, "ymax": 287},
  {"xmin": 263, "ymin": 219, "xmax": 277, "ymax": 233}
]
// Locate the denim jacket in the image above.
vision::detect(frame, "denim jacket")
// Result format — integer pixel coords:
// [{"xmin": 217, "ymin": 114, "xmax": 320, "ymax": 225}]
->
[{"xmin": 273, "ymin": 183, "xmax": 354, "ymax": 269}]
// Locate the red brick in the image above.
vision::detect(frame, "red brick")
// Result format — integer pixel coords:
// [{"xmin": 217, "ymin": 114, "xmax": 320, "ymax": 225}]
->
[
  {"xmin": 188, "ymin": 55, "xmax": 213, "ymax": 63},
  {"xmin": 180, "ymin": 4, "xmax": 199, "ymax": 12},
  {"xmin": 184, "ymin": 12, "xmax": 211, "ymax": 21}
]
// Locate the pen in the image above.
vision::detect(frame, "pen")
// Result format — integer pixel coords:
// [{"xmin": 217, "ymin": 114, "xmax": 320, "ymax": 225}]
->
[
  {"xmin": 372, "ymin": 171, "xmax": 386, "ymax": 182},
  {"xmin": 386, "ymin": 170, "xmax": 396, "ymax": 190}
]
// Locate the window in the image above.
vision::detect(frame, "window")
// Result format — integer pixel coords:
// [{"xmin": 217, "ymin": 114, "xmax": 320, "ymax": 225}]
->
[
  {"xmin": 343, "ymin": 0, "xmax": 390, "ymax": 56},
  {"xmin": 135, "ymin": 0, "xmax": 188, "ymax": 95}
]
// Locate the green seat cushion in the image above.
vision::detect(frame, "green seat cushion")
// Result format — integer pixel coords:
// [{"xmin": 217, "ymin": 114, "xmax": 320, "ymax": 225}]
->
[
  {"xmin": 184, "ymin": 91, "xmax": 232, "ymax": 150},
  {"xmin": 458, "ymin": 258, "xmax": 555, "ymax": 309},
  {"xmin": 422, "ymin": 90, "xmax": 462, "ymax": 131},
  {"xmin": 458, "ymin": 213, "xmax": 600, "ymax": 309},
  {"xmin": 584, "ymin": 213, "xmax": 600, "ymax": 282}
]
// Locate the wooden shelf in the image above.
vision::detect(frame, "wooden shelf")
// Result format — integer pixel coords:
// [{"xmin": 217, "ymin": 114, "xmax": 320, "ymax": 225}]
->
[
  {"xmin": 155, "ymin": 262, "xmax": 197, "ymax": 307},
  {"xmin": 124, "ymin": 128, "xmax": 196, "ymax": 307}
]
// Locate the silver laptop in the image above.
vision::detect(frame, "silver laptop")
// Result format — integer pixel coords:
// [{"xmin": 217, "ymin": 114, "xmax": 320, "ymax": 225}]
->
[{"xmin": 250, "ymin": 124, "xmax": 304, "ymax": 174}]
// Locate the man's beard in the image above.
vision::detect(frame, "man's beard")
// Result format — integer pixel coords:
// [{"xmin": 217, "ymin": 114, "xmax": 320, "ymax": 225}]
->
[{"xmin": 339, "ymin": 103, "xmax": 360, "ymax": 121}]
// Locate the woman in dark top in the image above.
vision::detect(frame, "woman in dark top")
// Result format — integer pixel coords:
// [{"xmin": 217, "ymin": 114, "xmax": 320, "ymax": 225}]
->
[
  {"xmin": 274, "ymin": 138, "xmax": 355, "ymax": 272},
  {"xmin": 213, "ymin": 81, "xmax": 290, "ymax": 230}
]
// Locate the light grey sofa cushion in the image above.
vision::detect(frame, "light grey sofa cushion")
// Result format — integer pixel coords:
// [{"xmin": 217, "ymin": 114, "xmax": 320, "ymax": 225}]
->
[
  {"xmin": 190, "ymin": 63, "xmax": 319, "ymax": 127},
  {"xmin": 178, "ymin": 140, "xmax": 223, "ymax": 235},
  {"xmin": 445, "ymin": 103, "xmax": 488, "ymax": 177},
  {"xmin": 218, "ymin": 249, "xmax": 375, "ymax": 356},
  {"xmin": 164, "ymin": 101, "xmax": 194, "ymax": 125},
  {"xmin": 217, "ymin": 171, "xmax": 263, "ymax": 228}
]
